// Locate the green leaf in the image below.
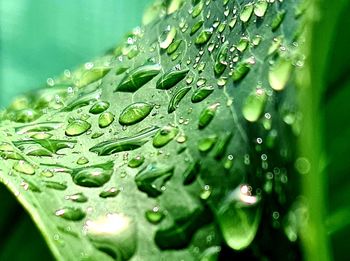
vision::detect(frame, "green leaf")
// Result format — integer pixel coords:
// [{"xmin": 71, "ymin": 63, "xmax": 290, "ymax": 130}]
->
[{"xmin": 0, "ymin": 0, "xmax": 305, "ymax": 260}]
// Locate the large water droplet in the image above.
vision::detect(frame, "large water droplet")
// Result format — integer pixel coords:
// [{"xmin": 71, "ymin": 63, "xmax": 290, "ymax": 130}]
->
[
  {"xmin": 71, "ymin": 161, "xmax": 114, "ymax": 187},
  {"xmin": 13, "ymin": 139, "xmax": 76, "ymax": 155},
  {"xmin": 167, "ymin": 39, "xmax": 182, "ymax": 55},
  {"xmin": 85, "ymin": 213, "xmax": 137, "ymax": 260},
  {"xmin": 268, "ymin": 56, "xmax": 292, "ymax": 91},
  {"xmin": 271, "ymin": 10, "xmax": 286, "ymax": 31},
  {"xmin": 153, "ymin": 125, "xmax": 179, "ymax": 148},
  {"xmin": 76, "ymin": 67, "xmax": 111, "ymax": 88},
  {"xmin": 232, "ymin": 62, "xmax": 251, "ymax": 83},
  {"xmin": 89, "ymin": 101, "xmax": 110, "ymax": 114},
  {"xmin": 254, "ymin": 0, "xmax": 268, "ymax": 17},
  {"xmin": 119, "ymin": 102, "xmax": 154, "ymax": 126},
  {"xmin": 98, "ymin": 112, "xmax": 115, "ymax": 128},
  {"xmin": 217, "ymin": 185, "xmax": 261, "ymax": 250},
  {"xmin": 240, "ymin": 3, "xmax": 254, "ymax": 23},
  {"xmin": 195, "ymin": 29, "xmax": 213, "ymax": 46},
  {"xmin": 159, "ymin": 26, "xmax": 177, "ymax": 49},
  {"xmin": 192, "ymin": 1, "xmax": 204, "ymax": 18},
  {"xmin": 156, "ymin": 67, "xmax": 189, "ymax": 90},
  {"xmin": 198, "ymin": 103, "xmax": 220, "ymax": 129},
  {"xmin": 191, "ymin": 85, "xmax": 214, "ymax": 103},
  {"xmin": 145, "ymin": 207, "xmax": 165, "ymax": 224},
  {"xmin": 55, "ymin": 207, "xmax": 86, "ymax": 221},
  {"xmin": 128, "ymin": 155, "xmax": 145, "ymax": 168},
  {"xmin": 65, "ymin": 119, "xmax": 91, "ymax": 136},
  {"xmin": 13, "ymin": 160, "xmax": 35, "ymax": 175},
  {"xmin": 214, "ymin": 42, "xmax": 229, "ymax": 77},
  {"xmin": 90, "ymin": 127, "xmax": 159, "ymax": 155},
  {"xmin": 168, "ymin": 85, "xmax": 191, "ymax": 113},
  {"xmin": 198, "ymin": 135, "xmax": 218, "ymax": 152},
  {"xmin": 190, "ymin": 20, "xmax": 204, "ymax": 36},
  {"xmin": 135, "ymin": 163, "xmax": 174, "ymax": 197},
  {"xmin": 115, "ymin": 63, "xmax": 161, "ymax": 92},
  {"xmin": 44, "ymin": 180, "xmax": 67, "ymax": 190},
  {"xmin": 242, "ymin": 88, "xmax": 267, "ymax": 122}
]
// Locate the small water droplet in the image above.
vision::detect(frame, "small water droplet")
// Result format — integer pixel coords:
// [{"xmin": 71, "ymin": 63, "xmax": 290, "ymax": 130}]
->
[
  {"xmin": 271, "ymin": 10, "xmax": 286, "ymax": 31},
  {"xmin": 268, "ymin": 56, "xmax": 292, "ymax": 91},
  {"xmin": 99, "ymin": 187, "xmax": 120, "ymax": 198},
  {"xmin": 168, "ymin": 85, "xmax": 191, "ymax": 113},
  {"xmin": 190, "ymin": 20, "xmax": 204, "ymax": 36},
  {"xmin": 198, "ymin": 135, "xmax": 218, "ymax": 152},
  {"xmin": 254, "ymin": 0, "xmax": 268, "ymax": 17},
  {"xmin": 77, "ymin": 156, "xmax": 89, "ymax": 165},
  {"xmin": 65, "ymin": 192, "xmax": 88, "ymax": 203},
  {"xmin": 191, "ymin": 85, "xmax": 214, "ymax": 103},
  {"xmin": 195, "ymin": 29, "xmax": 213, "ymax": 46},
  {"xmin": 128, "ymin": 155, "xmax": 145, "ymax": 168}
]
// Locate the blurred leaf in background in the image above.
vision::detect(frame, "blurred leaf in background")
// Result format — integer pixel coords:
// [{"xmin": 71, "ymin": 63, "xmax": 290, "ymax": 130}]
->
[{"xmin": 0, "ymin": 0, "xmax": 151, "ymax": 107}]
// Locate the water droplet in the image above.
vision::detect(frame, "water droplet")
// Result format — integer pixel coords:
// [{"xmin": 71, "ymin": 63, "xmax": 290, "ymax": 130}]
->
[
  {"xmin": 268, "ymin": 56, "xmax": 292, "ymax": 91},
  {"xmin": 12, "ymin": 109, "xmax": 41, "ymax": 123},
  {"xmin": 135, "ymin": 163, "xmax": 174, "ymax": 197},
  {"xmin": 65, "ymin": 119, "xmax": 91, "ymax": 136},
  {"xmin": 242, "ymin": 88, "xmax": 267, "ymax": 122},
  {"xmin": 236, "ymin": 37, "xmax": 249, "ymax": 52},
  {"xmin": 85, "ymin": 213, "xmax": 137, "ymax": 260},
  {"xmin": 252, "ymin": 35, "xmax": 262, "ymax": 46},
  {"xmin": 44, "ymin": 180, "xmax": 67, "ymax": 190},
  {"xmin": 229, "ymin": 17, "xmax": 237, "ymax": 29},
  {"xmin": 89, "ymin": 101, "xmax": 110, "ymax": 114},
  {"xmin": 30, "ymin": 132, "xmax": 52, "ymax": 140},
  {"xmin": 183, "ymin": 160, "xmax": 201, "ymax": 185},
  {"xmin": 14, "ymin": 139, "xmax": 76, "ymax": 155},
  {"xmin": 65, "ymin": 192, "xmax": 88, "ymax": 203},
  {"xmin": 13, "ymin": 160, "xmax": 35, "ymax": 175},
  {"xmin": 119, "ymin": 102, "xmax": 154, "ymax": 126},
  {"xmin": 115, "ymin": 63, "xmax": 161, "ymax": 92},
  {"xmin": 167, "ymin": 39, "xmax": 182, "ymax": 55},
  {"xmin": 153, "ymin": 125, "xmax": 179, "ymax": 148},
  {"xmin": 168, "ymin": 85, "xmax": 191, "ymax": 113},
  {"xmin": 99, "ymin": 187, "xmax": 120, "ymax": 198},
  {"xmin": 159, "ymin": 26, "xmax": 177, "ymax": 49},
  {"xmin": 214, "ymin": 42, "xmax": 229, "ymax": 77},
  {"xmin": 128, "ymin": 155, "xmax": 145, "ymax": 168},
  {"xmin": 271, "ymin": 10, "xmax": 286, "ymax": 31},
  {"xmin": 198, "ymin": 135, "xmax": 218, "ymax": 152},
  {"xmin": 254, "ymin": 0, "xmax": 268, "ymax": 17},
  {"xmin": 98, "ymin": 112, "xmax": 115, "ymax": 128},
  {"xmin": 71, "ymin": 161, "xmax": 114, "ymax": 187},
  {"xmin": 191, "ymin": 85, "xmax": 214, "ymax": 103},
  {"xmin": 55, "ymin": 207, "xmax": 86, "ymax": 221},
  {"xmin": 76, "ymin": 156, "xmax": 89, "ymax": 165},
  {"xmin": 198, "ymin": 103, "xmax": 220, "ymax": 129},
  {"xmin": 145, "ymin": 207, "xmax": 165, "ymax": 224},
  {"xmin": 90, "ymin": 127, "xmax": 159, "ymax": 156},
  {"xmin": 217, "ymin": 185, "xmax": 261, "ymax": 250},
  {"xmin": 190, "ymin": 20, "xmax": 204, "ymax": 36},
  {"xmin": 195, "ymin": 29, "xmax": 213, "ymax": 46},
  {"xmin": 240, "ymin": 3, "xmax": 254, "ymax": 23},
  {"xmin": 232, "ymin": 61, "xmax": 251, "ymax": 82},
  {"xmin": 156, "ymin": 67, "xmax": 189, "ymax": 90},
  {"xmin": 62, "ymin": 88, "xmax": 102, "ymax": 112},
  {"xmin": 192, "ymin": 1, "xmax": 204, "ymax": 18},
  {"xmin": 76, "ymin": 67, "xmax": 111, "ymax": 88}
]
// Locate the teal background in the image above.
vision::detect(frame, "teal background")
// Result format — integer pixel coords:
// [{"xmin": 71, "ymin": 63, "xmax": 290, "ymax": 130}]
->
[{"xmin": 0, "ymin": 0, "xmax": 151, "ymax": 107}]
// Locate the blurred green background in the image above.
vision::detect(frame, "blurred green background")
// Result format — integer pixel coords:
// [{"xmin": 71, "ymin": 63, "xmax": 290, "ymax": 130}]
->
[
  {"xmin": 0, "ymin": 0, "xmax": 150, "ymax": 259},
  {"xmin": 0, "ymin": 0, "xmax": 151, "ymax": 107}
]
